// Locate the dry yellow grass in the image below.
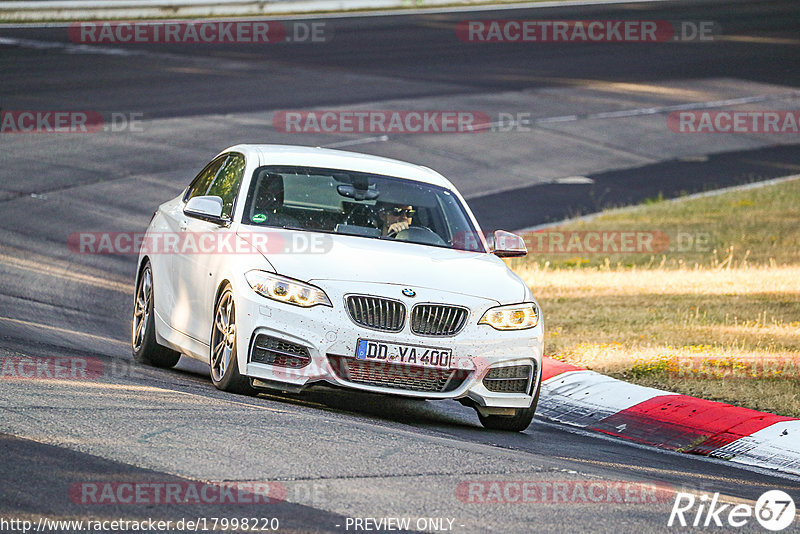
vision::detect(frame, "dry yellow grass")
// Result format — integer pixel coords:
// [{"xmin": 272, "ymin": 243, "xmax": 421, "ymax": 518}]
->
[{"xmin": 510, "ymin": 180, "xmax": 800, "ymax": 416}]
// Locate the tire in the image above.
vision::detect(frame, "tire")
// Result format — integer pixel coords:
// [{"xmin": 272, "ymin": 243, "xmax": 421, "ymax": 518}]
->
[
  {"xmin": 477, "ymin": 380, "xmax": 541, "ymax": 432},
  {"xmin": 210, "ymin": 284, "xmax": 257, "ymax": 395},
  {"xmin": 132, "ymin": 262, "xmax": 181, "ymax": 368}
]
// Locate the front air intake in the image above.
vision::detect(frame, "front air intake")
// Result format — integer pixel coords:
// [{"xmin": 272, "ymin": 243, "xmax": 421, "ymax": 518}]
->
[
  {"xmin": 251, "ymin": 334, "xmax": 311, "ymax": 368},
  {"xmin": 482, "ymin": 364, "xmax": 533, "ymax": 393}
]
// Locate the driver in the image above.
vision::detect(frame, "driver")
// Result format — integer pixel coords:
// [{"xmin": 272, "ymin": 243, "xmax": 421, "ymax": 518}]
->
[{"xmin": 376, "ymin": 202, "xmax": 415, "ymax": 236}]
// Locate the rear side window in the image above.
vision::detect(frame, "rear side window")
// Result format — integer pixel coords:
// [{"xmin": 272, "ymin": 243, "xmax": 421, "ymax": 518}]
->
[{"xmin": 183, "ymin": 153, "xmax": 246, "ymax": 219}]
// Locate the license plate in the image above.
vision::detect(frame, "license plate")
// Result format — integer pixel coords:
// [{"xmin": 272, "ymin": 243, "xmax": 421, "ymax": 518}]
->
[{"xmin": 355, "ymin": 339, "xmax": 453, "ymax": 369}]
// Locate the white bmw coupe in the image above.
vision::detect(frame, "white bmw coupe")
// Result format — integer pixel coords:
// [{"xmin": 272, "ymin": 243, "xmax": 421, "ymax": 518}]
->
[{"xmin": 133, "ymin": 145, "xmax": 543, "ymax": 431}]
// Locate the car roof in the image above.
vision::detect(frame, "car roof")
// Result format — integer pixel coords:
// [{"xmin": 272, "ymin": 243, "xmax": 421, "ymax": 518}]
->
[{"xmin": 222, "ymin": 144, "xmax": 455, "ymax": 190}]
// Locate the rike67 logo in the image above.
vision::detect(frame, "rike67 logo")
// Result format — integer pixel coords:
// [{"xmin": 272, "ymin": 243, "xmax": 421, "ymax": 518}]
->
[{"xmin": 669, "ymin": 490, "xmax": 796, "ymax": 531}]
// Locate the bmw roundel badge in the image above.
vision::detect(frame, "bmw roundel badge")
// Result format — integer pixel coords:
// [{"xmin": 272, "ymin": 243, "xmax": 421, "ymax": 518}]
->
[{"xmin": 402, "ymin": 288, "xmax": 416, "ymax": 297}]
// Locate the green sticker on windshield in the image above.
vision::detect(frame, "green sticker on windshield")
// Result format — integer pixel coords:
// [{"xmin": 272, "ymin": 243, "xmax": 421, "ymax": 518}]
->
[{"xmin": 252, "ymin": 213, "xmax": 267, "ymax": 223}]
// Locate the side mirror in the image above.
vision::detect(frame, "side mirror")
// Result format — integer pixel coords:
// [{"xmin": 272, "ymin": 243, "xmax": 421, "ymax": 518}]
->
[
  {"xmin": 491, "ymin": 230, "xmax": 527, "ymax": 258},
  {"xmin": 184, "ymin": 196, "xmax": 228, "ymax": 225}
]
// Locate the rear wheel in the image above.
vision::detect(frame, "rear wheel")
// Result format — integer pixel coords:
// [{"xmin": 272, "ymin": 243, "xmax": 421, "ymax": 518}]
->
[
  {"xmin": 210, "ymin": 285, "xmax": 257, "ymax": 395},
  {"xmin": 477, "ymin": 382, "xmax": 541, "ymax": 432},
  {"xmin": 132, "ymin": 262, "xmax": 181, "ymax": 368}
]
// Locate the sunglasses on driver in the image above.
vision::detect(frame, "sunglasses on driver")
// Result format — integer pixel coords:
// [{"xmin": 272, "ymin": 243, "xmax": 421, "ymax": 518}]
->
[{"xmin": 387, "ymin": 207, "xmax": 415, "ymax": 217}]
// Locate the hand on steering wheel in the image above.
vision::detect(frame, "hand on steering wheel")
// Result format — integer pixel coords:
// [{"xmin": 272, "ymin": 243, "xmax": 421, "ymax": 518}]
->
[{"xmin": 386, "ymin": 220, "xmax": 410, "ymax": 237}]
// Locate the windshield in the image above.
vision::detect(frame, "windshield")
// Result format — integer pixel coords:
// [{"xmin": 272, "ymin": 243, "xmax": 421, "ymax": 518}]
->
[{"xmin": 241, "ymin": 165, "xmax": 485, "ymax": 252}]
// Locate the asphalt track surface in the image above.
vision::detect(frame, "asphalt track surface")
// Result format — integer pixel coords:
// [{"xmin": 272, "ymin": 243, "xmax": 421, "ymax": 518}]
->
[{"xmin": 1, "ymin": 0, "xmax": 799, "ymax": 532}]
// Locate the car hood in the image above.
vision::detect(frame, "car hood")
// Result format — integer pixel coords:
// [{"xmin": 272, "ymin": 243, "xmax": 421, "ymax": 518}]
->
[{"xmin": 238, "ymin": 227, "xmax": 529, "ymax": 303}]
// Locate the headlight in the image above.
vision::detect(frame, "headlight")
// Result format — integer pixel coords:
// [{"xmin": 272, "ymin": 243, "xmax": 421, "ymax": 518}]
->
[
  {"xmin": 478, "ymin": 303, "xmax": 539, "ymax": 330},
  {"xmin": 245, "ymin": 271, "xmax": 332, "ymax": 308}
]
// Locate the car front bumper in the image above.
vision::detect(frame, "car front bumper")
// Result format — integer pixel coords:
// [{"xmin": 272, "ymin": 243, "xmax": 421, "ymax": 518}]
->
[{"xmin": 232, "ymin": 276, "xmax": 543, "ymax": 409}]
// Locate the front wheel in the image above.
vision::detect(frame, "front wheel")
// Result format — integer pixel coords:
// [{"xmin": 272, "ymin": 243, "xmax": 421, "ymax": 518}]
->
[
  {"xmin": 132, "ymin": 262, "xmax": 181, "ymax": 368},
  {"xmin": 477, "ymin": 383, "xmax": 541, "ymax": 432},
  {"xmin": 210, "ymin": 285, "xmax": 257, "ymax": 395}
]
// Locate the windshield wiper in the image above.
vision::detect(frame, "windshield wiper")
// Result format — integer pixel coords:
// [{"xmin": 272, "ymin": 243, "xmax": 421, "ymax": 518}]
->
[{"xmin": 281, "ymin": 225, "xmax": 335, "ymax": 234}]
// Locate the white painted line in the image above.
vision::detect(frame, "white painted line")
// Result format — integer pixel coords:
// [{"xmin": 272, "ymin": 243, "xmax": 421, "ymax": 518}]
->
[
  {"xmin": 535, "ymin": 91, "xmax": 800, "ymax": 125},
  {"xmin": 0, "ymin": 0, "xmax": 676, "ymax": 26},
  {"xmin": 534, "ymin": 114, "xmax": 580, "ymax": 124},
  {"xmin": 676, "ymin": 155, "xmax": 709, "ymax": 163},
  {"xmin": 0, "ymin": 315, "xmax": 129, "ymax": 347},
  {"xmin": 0, "ymin": 35, "xmax": 180, "ymax": 58},
  {"xmin": 0, "ymin": 0, "xmax": 668, "ymax": 11},
  {"xmin": 587, "ymin": 93, "xmax": 800, "ymax": 120},
  {"xmin": 553, "ymin": 176, "xmax": 594, "ymax": 184},
  {"xmin": 441, "ymin": 90, "xmax": 800, "ymax": 137}
]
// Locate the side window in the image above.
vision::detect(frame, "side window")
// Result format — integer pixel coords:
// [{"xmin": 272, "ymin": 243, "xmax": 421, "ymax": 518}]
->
[
  {"xmin": 184, "ymin": 155, "xmax": 227, "ymax": 203},
  {"xmin": 206, "ymin": 153, "xmax": 246, "ymax": 219}
]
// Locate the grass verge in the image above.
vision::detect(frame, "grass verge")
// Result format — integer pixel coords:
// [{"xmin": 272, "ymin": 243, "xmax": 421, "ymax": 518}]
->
[{"xmin": 510, "ymin": 178, "xmax": 800, "ymax": 417}]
